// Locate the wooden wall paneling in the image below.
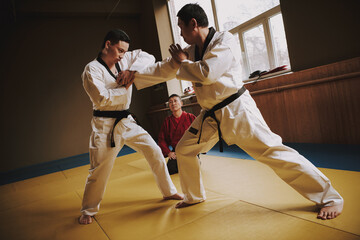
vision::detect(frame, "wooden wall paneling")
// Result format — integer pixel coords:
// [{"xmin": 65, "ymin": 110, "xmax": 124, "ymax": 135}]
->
[
  {"xmin": 260, "ymin": 74, "xmax": 352, "ymax": 144},
  {"xmin": 310, "ymin": 81, "xmax": 336, "ymax": 143},
  {"xmin": 246, "ymin": 58, "xmax": 360, "ymax": 144},
  {"xmin": 347, "ymin": 78, "xmax": 360, "ymax": 142},
  {"xmin": 284, "ymin": 86, "xmax": 318, "ymax": 143},
  {"xmin": 252, "ymin": 91, "xmax": 291, "ymax": 142},
  {"xmin": 329, "ymin": 80, "xmax": 346, "ymax": 143},
  {"xmin": 333, "ymin": 78, "xmax": 360, "ymax": 143},
  {"xmin": 251, "ymin": 75, "xmax": 360, "ymax": 144}
]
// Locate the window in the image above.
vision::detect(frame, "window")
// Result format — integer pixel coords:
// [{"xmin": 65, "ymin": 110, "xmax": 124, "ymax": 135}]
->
[
  {"xmin": 269, "ymin": 13, "xmax": 290, "ymax": 69},
  {"xmin": 215, "ymin": 0, "xmax": 280, "ymax": 31},
  {"xmin": 229, "ymin": 5, "xmax": 291, "ymax": 80},
  {"xmin": 243, "ymin": 24, "xmax": 270, "ymax": 75},
  {"xmin": 167, "ymin": 0, "xmax": 290, "ymax": 94}
]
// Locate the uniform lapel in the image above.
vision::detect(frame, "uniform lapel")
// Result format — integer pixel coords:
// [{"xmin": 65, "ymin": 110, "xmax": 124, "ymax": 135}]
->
[{"xmin": 174, "ymin": 112, "xmax": 187, "ymax": 135}]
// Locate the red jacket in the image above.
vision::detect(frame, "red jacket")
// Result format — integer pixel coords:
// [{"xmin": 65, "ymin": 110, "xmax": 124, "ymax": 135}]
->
[{"xmin": 158, "ymin": 111, "xmax": 196, "ymax": 157}]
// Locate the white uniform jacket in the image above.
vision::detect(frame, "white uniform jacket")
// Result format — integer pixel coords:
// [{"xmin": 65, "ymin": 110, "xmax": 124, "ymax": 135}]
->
[
  {"xmin": 134, "ymin": 31, "xmax": 243, "ymax": 111},
  {"xmin": 82, "ymin": 49, "xmax": 155, "ymax": 111}
]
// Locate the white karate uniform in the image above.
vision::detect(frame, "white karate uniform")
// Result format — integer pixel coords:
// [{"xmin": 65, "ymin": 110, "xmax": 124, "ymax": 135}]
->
[
  {"xmin": 135, "ymin": 31, "xmax": 343, "ymax": 207},
  {"xmin": 81, "ymin": 50, "xmax": 177, "ymax": 216}
]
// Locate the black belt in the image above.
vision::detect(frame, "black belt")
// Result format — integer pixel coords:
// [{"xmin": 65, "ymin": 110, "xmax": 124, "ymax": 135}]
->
[
  {"xmin": 93, "ymin": 110, "xmax": 131, "ymax": 147},
  {"xmin": 197, "ymin": 86, "xmax": 246, "ymax": 152}
]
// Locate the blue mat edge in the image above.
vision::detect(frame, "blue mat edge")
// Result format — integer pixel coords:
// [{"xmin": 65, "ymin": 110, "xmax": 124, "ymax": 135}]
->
[
  {"xmin": 1, "ymin": 143, "xmax": 359, "ymax": 186},
  {"xmin": 207, "ymin": 142, "xmax": 360, "ymax": 172},
  {"xmin": 0, "ymin": 146, "xmax": 136, "ymax": 185}
]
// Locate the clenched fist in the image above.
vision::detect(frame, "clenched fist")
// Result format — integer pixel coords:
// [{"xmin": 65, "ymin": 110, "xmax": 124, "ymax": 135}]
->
[{"xmin": 116, "ymin": 70, "xmax": 136, "ymax": 89}]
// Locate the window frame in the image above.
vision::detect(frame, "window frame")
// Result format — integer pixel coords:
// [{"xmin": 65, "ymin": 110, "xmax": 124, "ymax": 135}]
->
[
  {"xmin": 167, "ymin": 1, "xmax": 290, "ymax": 92},
  {"xmin": 228, "ymin": 5, "xmax": 290, "ymax": 82}
]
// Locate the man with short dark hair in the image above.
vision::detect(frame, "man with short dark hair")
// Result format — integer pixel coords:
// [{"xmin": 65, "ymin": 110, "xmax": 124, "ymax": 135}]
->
[
  {"xmin": 158, "ymin": 94, "xmax": 196, "ymax": 174},
  {"xmin": 79, "ymin": 29, "xmax": 183, "ymax": 225},
  {"xmin": 121, "ymin": 3, "xmax": 343, "ymax": 220}
]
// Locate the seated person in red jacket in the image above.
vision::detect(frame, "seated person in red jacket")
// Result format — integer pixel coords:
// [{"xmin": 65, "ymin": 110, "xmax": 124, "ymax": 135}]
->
[{"xmin": 158, "ymin": 94, "xmax": 196, "ymax": 174}]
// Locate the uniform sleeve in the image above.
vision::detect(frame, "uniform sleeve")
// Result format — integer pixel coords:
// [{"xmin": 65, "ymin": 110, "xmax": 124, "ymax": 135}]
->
[
  {"xmin": 177, "ymin": 38, "xmax": 235, "ymax": 85},
  {"xmin": 124, "ymin": 49, "xmax": 156, "ymax": 72},
  {"xmin": 134, "ymin": 57, "xmax": 180, "ymax": 90},
  {"xmin": 158, "ymin": 118, "xmax": 171, "ymax": 157},
  {"xmin": 82, "ymin": 64, "xmax": 128, "ymax": 108}
]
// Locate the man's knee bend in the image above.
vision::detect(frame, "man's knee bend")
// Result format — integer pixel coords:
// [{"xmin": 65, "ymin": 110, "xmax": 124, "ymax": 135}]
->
[
  {"xmin": 149, "ymin": 160, "xmax": 165, "ymax": 172},
  {"xmin": 140, "ymin": 143, "xmax": 161, "ymax": 157},
  {"xmin": 175, "ymin": 145, "xmax": 182, "ymax": 153},
  {"xmin": 175, "ymin": 143, "xmax": 190, "ymax": 157},
  {"xmin": 176, "ymin": 147, "xmax": 199, "ymax": 159}
]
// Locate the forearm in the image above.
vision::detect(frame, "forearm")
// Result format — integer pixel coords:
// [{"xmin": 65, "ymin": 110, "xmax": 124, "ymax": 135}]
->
[
  {"xmin": 83, "ymin": 74, "xmax": 128, "ymax": 108},
  {"xmin": 126, "ymin": 49, "xmax": 156, "ymax": 72},
  {"xmin": 177, "ymin": 44, "xmax": 234, "ymax": 85},
  {"xmin": 177, "ymin": 60, "xmax": 215, "ymax": 85},
  {"xmin": 134, "ymin": 58, "xmax": 180, "ymax": 90}
]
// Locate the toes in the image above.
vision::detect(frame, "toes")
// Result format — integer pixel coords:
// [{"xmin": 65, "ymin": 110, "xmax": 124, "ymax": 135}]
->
[
  {"xmin": 317, "ymin": 211, "xmax": 325, "ymax": 220},
  {"xmin": 175, "ymin": 194, "xmax": 184, "ymax": 200},
  {"xmin": 164, "ymin": 193, "xmax": 184, "ymax": 200},
  {"xmin": 329, "ymin": 212, "xmax": 335, "ymax": 219},
  {"xmin": 318, "ymin": 210, "xmax": 337, "ymax": 220},
  {"xmin": 79, "ymin": 215, "xmax": 93, "ymax": 225},
  {"xmin": 175, "ymin": 201, "xmax": 184, "ymax": 208},
  {"xmin": 87, "ymin": 216, "xmax": 93, "ymax": 224},
  {"xmin": 318, "ymin": 205, "xmax": 342, "ymax": 220},
  {"xmin": 175, "ymin": 201, "xmax": 190, "ymax": 208},
  {"xmin": 175, "ymin": 201, "xmax": 201, "ymax": 208}
]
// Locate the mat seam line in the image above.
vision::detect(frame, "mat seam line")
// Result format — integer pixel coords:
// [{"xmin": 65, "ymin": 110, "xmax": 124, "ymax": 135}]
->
[
  {"xmin": 93, "ymin": 217, "xmax": 111, "ymax": 240},
  {"xmin": 74, "ymin": 191, "xmax": 111, "ymax": 240},
  {"xmin": 149, "ymin": 200, "xmax": 240, "ymax": 240},
  {"xmin": 244, "ymin": 200, "xmax": 360, "ymax": 237},
  {"xmin": 203, "ymin": 174, "xmax": 360, "ymax": 237}
]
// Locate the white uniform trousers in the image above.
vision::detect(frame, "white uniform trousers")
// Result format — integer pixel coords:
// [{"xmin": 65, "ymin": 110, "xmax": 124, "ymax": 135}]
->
[
  {"xmin": 176, "ymin": 90, "xmax": 343, "ymax": 207},
  {"xmin": 81, "ymin": 115, "xmax": 177, "ymax": 216}
]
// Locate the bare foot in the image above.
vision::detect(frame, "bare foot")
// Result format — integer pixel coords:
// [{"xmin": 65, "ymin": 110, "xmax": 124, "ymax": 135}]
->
[
  {"xmin": 78, "ymin": 214, "xmax": 93, "ymax": 225},
  {"xmin": 175, "ymin": 201, "xmax": 202, "ymax": 209},
  {"xmin": 163, "ymin": 193, "xmax": 184, "ymax": 200},
  {"xmin": 317, "ymin": 203, "xmax": 343, "ymax": 220}
]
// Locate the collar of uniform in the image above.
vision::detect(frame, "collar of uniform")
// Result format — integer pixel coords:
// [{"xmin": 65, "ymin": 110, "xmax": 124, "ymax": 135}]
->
[
  {"xmin": 96, "ymin": 53, "xmax": 121, "ymax": 80},
  {"xmin": 195, "ymin": 27, "xmax": 216, "ymax": 61}
]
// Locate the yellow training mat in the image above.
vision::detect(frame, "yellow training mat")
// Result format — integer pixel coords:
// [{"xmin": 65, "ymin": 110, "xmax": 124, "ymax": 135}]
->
[
  {"xmin": 90, "ymin": 172, "xmax": 238, "ymax": 239},
  {"xmin": 0, "ymin": 152, "xmax": 359, "ymax": 240},
  {"xmin": 0, "ymin": 192, "xmax": 108, "ymax": 240},
  {"xmin": 155, "ymin": 201, "xmax": 358, "ymax": 240},
  {"xmin": 201, "ymin": 155, "xmax": 360, "ymax": 235}
]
